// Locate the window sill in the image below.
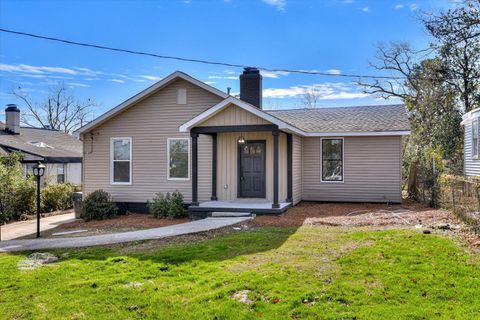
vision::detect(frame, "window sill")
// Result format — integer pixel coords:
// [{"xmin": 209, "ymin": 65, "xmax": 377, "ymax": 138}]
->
[{"xmin": 320, "ymin": 180, "xmax": 344, "ymax": 184}]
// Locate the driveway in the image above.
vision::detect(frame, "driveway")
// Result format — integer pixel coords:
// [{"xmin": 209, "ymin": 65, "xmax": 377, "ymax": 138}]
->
[
  {"xmin": 0, "ymin": 212, "xmax": 77, "ymax": 241},
  {"xmin": 0, "ymin": 217, "xmax": 251, "ymax": 252}
]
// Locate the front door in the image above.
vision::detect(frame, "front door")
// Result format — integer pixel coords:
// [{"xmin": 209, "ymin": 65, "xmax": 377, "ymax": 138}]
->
[{"xmin": 238, "ymin": 140, "xmax": 266, "ymax": 198}]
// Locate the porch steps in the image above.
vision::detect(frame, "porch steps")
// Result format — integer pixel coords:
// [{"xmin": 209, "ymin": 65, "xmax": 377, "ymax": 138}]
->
[{"xmin": 210, "ymin": 211, "xmax": 253, "ymax": 218}]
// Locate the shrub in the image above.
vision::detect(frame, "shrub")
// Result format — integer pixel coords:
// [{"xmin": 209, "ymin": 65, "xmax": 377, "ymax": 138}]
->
[
  {"xmin": 0, "ymin": 153, "xmax": 35, "ymax": 224},
  {"xmin": 41, "ymin": 183, "xmax": 78, "ymax": 213},
  {"xmin": 148, "ymin": 191, "xmax": 186, "ymax": 218},
  {"xmin": 82, "ymin": 189, "xmax": 118, "ymax": 221}
]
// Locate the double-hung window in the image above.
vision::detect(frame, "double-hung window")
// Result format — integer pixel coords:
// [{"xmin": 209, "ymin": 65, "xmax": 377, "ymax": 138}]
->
[
  {"xmin": 111, "ymin": 137, "xmax": 132, "ymax": 184},
  {"xmin": 473, "ymin": 119, "xmax": 479, "ymax": 158},
  {"xmin": 321, "ymin": 138, "xmax": 344, "ymax": 182},
  {"xmin": 167, "ymin": 138, "xmax": 189, "ymax": 180}
]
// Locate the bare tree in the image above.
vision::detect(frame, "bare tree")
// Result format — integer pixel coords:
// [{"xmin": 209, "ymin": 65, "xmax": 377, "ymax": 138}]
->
[
  {"xmin": 12, "ymin": 83, "xmax": 96, "ymax": 134},
  {"xmin": 301, "ymin": 87, "xmax": 321, "ymax": 108}
]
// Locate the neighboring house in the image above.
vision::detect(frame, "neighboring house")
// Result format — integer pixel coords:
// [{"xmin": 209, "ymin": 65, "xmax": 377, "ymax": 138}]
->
[
  {"xmin": 0, "ymin": 105, "xmax": 82, "ymax": 185},
  {"xmin": 461, "ymin": 108, "xmax": 480, "ymax": 177},
  {"xmin": 75, "ymin": 68, "xmax": 411, "ymax": 216}
]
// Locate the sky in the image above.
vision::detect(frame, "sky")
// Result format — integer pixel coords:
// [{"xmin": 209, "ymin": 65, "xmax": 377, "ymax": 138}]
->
[{"xmin": 0, "ymin": 0, "xmax": 456, "ymax": 123}]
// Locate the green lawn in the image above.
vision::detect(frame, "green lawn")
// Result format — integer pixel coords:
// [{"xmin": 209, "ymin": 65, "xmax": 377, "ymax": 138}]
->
[{"xmin": 0, "ymin": 226, "xmax": 479, "ymax": 319}]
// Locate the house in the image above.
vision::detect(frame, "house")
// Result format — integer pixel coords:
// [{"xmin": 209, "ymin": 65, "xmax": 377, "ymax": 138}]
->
[
  {"xmin": 461, "ymin": 108, "xmax": 480, "ymax": 177},
  {"xmin": 75, "ymin": 68, "xmax": 411, "ymax": 216},
  {"xmin": 0, "ymin": 105, "xmax": 82, "ymax": 185}
]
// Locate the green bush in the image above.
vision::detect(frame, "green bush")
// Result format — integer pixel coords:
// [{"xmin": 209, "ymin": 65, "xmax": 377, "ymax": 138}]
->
[
  {"xmin": 41, "ymin": 183, "xmax": 78, "ymax": 213},
  {"xmin": 148, "ymin": 191, "xmax": 186, "ymax": 218},
  {"xmin": 0, "ymin": 153, "xmax": 35, "ymax": 224},
  {"xmin": 82, "ymin": 189, "xmax": 118, "ymax": 221}
]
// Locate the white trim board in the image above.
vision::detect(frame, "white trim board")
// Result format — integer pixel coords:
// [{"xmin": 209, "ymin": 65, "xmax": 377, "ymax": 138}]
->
[{"xmin": 74, "ymin": 71, "xmax": 228, "ymax": 136}]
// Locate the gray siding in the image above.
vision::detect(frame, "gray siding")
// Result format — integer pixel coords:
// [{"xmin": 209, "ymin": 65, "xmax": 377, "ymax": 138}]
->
[
  {"xmin": 464, "ymin": 122, "xmax": 480, "ymax": 176},
  {"xmin": 292, "ymin": 134, "xmax": 302, "ymax": 205},
  {"xmin": 82, "ymin": 79, "xmax": 223, "ymax": 203},
  {"xmin": 302, "ymin": 136, "xmax": 402, "ymax": 203}
]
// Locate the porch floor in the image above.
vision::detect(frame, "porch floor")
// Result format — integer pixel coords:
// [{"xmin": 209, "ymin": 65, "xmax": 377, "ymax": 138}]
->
[{"xmin": 188, "ymin": 199, "xmax": 292, "ymax": 216}]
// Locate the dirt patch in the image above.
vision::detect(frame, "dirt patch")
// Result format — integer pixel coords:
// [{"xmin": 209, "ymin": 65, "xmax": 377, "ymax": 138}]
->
[
  {"xmin": 250, "ymin": 201, "xmax": 428, "ymax": 228},
  {"xmin": 39, "ymin": 213, "xmax": 188, "ymax": 238}
]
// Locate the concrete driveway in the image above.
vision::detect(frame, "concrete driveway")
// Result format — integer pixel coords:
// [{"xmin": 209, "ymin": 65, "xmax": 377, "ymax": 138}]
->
[
  {"xmin": 0, "ymin": 212, "xmax": 77, "ymax": 241},
  {"xmin": 0, "ymin": 217, "xmax": 251, "ymax": 252}
]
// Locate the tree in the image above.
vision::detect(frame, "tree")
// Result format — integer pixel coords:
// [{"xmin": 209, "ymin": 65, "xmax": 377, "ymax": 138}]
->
[
  {"xmin": 423, "ymin": 0, "xmax": 480, "ymax": 112},
  {"xmin": 301, "ymin": 87, "xmax": 321, "ymax": 108},
  {"xmin": 12, "ymin": 83, "xmax": 95, "ymax": 133}
]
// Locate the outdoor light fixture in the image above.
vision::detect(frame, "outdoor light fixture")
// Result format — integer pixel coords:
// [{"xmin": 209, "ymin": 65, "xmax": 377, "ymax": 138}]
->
[
  {"xmin": 32, "ymin": 162, "xmax": 46, "ymax": 238},
  {"xmin": 237, "ymin": 134, "xmax": 245, "ymax": 144}
]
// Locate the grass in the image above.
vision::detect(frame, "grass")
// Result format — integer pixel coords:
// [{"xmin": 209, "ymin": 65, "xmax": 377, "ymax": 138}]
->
[{"xmin": 0, "ymin": 226, "xmax": 479, "ymax": 319}]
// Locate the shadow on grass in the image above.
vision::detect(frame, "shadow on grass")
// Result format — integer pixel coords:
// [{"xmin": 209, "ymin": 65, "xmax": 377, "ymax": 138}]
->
[{"xmin": 7, "ymin": 226, "xmax": 300, "ymax": 266}]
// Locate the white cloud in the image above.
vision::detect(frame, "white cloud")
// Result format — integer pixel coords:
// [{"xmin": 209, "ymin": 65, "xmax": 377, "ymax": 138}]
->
[
  {"xmin": 66, "ymin": 82, "xmax": 90, "ymax": 88},
  {"xmin": 262, "ymin": 82, "xmax": 370, "ymax": 100},
  {"xmin": 0, "ymin": 63, "xmax": 78, "ymax": 75},
  {"xmin": 260, "ymin": 70, "xmax": 290, "ymax": 78},
  {"xmin": 205, "ymin": 81, "xmax": 216, "ymax": 85},
  {"xmin": 109, "ymin": 79, "xmax": 125, "ymax": 84},
  {"xmin": 224, "ymin": 70, "xmax": 238, "ymax": 75},
  {"xmin": 394, "ymin": 4, "xmax": 404, "ymax": 9},
  {"xmin": 262, "ymin": 0, "xmax": 286, "ymax": 11},
  {"xmin": 326, "ymin": 69, "xmax": 342, "ymax": 75},
  {"xmin": 208, "ymin": 75, "xmax": 237, "ymax": 80},
  {"xmin": 361, "ymin": 7, "xmax": 369, "ymax": 12},
  {"xmin": 410, "ymin": 3, "xmax": 418, "ymax": 11},
  {"xmin": 139, "ymin": 75, "xmax": 162, "ymax": 81}
]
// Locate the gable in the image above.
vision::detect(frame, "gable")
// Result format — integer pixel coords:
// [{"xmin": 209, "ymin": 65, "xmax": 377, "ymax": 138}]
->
[{"xmin": 198, "ymin": 104, "xmax": 272, "ymax": 127}]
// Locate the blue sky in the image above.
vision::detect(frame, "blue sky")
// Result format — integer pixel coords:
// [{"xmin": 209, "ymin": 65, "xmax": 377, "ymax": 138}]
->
[{"xmin": 0, "ymin": 0, "xmax": 453, "ymax": 122}]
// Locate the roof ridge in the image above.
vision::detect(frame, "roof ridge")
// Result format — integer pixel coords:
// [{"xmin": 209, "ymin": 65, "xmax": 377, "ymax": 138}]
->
[{"xmin": 265, "ymin": 104, "xmax": 405, "ymax": 112}]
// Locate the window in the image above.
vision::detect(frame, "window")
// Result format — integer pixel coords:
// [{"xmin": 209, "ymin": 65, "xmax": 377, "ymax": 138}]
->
[
  {"xmin": 473, "ymin": 119, "xmax": 479, "ymax": 158},
  {"xmin": 57, "ymin": 164, "xmax": 65, "ymax": 184},
  {"xmin": 168, "ymin": 138, "xmax": 189, "ymax": 180},
  {"xmin": 177, "ymin": 88, "xmax": 187, "ymax": 104},
  {"xmin": 111, "ymin": 138, "xmax": 132, "ymax": 184},
  {"xmin": 321, "ymin": 138, "xmax": 344, "ymax": 182}
]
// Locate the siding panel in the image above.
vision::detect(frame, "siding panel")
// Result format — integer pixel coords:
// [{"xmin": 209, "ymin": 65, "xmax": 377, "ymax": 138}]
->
[
  {"xmin": 293, "ymin": 135, "xmax": 302, "ymax": 205},
  {"xmin": 464, "ymin": 122, "xmax": 480, "ymax": 176},
  {"xmin": 200, "ymin": 104, "xmax": 270, "ymax": 126},
  {"xmin": 302, "ymin": 136, "xmax": 402, "ymax": 203},
  {"xmin": 82, "ymin": 79, "xmax": 222, "ymax": 203}
]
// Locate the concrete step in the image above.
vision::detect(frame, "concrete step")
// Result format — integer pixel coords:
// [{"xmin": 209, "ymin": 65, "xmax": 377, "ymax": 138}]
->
[{"xmin": 210, "ymin": 211, "xmax": 252, "ymax": 218}]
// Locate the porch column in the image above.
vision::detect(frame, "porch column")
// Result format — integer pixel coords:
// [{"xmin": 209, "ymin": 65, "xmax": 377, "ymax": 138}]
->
[
  {"xmin": 272, "ymin": 130, "xmax": 280, "ymax": 208},
  {"xmin": 191, "ymin": 132, "xmax": 199, "ymax": 206},
  {"xmin": 286, "ymin": 133, "xmax": 293, "ymax": 203},
  {"xmin": 211, "ymin": 133, "xmax": 218, "ymax": 200}
]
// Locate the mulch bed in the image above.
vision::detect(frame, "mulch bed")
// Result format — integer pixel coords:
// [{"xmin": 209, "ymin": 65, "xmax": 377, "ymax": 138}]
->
[{"xmin": 250, "ymin": 200, "xmax": 428, "ymax": 228}]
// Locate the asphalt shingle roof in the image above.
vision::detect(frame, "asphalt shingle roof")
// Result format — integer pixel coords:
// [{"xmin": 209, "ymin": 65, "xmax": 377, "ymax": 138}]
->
[
  {"xmin": 0, "ymin": 122, "xmax": 82, "ymax": 158},
  {"xmin": 265, "ymin": 104, "xmax": 410, "ymax": 133}
]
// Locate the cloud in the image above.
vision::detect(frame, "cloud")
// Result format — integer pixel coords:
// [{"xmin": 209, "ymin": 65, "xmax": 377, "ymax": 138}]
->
[
  {"xmin": 0, "ymin": 63, "xmax": 78, "ymax": 75},
  {"xmin": 139, "ymin": 75, "xmax": 162, "ymax": 81},
  {"xmin": 361, "ymin": 7, "xmax": 369, "ymax": 12},
  {"xmin": 205, "ymin": 81, "xmax": 216, "ymax": 85},
  {"xmin": 109, "ymin": 79, "xmax": 125, "ymax": 84},
  {"xmin": 394, "ymin": 4, "xmax": 404, "ymax": 9},
  {"xmin": 326, "ymin": 69, "xmax": 342, "ymax": 75},
  {"xmin": 262, "ymin": 82, "xmax": 370, "ymax": 100},
  {"xmin": 262, "ymin": 0, "xmax": 286, "ymax": 11},
  {"xmin": 409, "ymin": 3, "xmax": 418, "ymax": 11},
  {"xmin": 260, "ymin": 70, "xmax": 290, "ymax": 78},
  {"xmin": 66, "ymin": 82, "xmax": 90, "ymax": 88},
  {"xmin": 208, "ymin": 75, "xmax": 238, "ymax": 80}
]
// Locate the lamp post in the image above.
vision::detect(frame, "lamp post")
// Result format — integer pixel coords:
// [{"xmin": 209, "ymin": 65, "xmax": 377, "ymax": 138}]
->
[{"xmin": 32, "ymin": 162, "xmax": 45, "ymax": 238}]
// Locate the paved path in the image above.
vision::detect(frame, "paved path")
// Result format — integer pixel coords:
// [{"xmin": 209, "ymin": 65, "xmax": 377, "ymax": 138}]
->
[
  {"xmin": 0, "ymin": 212, "xmax": 77, "ymax": 241},
  {"xmin": 0, "ymin": 217, "xmax": 251, "ymax": 252}
]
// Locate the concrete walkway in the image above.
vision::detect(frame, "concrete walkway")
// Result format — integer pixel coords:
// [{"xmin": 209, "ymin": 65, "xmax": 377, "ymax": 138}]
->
[
  {"xmin": 0, "ymin": 217, "xmax": 251, "ymax": 252},
  {"xmin": 0, "ymin": 212, "xmax": 77, "ymax": 241}
]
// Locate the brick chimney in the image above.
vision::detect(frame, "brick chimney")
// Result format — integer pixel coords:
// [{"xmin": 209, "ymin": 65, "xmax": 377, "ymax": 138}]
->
[
  {"xmin": 5, "ymin": 104, "xmax": 20, "ymax": 135},
  {"xmin": 240, "ymin": 67, "xmax": 262, "ymax": 109}
]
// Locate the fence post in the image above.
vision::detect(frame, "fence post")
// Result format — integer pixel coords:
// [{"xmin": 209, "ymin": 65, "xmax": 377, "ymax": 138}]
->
[{"xmin": 451, "ymin": 182, "xmax": 456, "ymax": 214}]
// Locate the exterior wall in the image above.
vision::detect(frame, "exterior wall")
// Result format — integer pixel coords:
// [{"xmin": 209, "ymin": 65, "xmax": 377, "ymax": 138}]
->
[
  {"xmin": 464, "ymin": 122, "xmax": 480, "ymax": 176},
  {"xmin": 292, "ymin": 134, "xmax": 302, "ymax": 205},
  {"xmin": 200, "ymin": 104, "xmax": 270, "ymax": 126},
  {"xmin": 302, "ymin": 136, "xmax": 402, "ymax": 203},
  {"xmin": 24, "ymin": 162, "xmax": 81, "ymax": 185},
  {"xmin": 66, "ymin": 163, "xmax": 82, "ymax": 184},
  {"xmin": 82, "ymin": 79, "xmax": 223, "ymax": 203},
  {"xmin": 216, "ymin": 131, "xmax": 288, "ymax": 202}
]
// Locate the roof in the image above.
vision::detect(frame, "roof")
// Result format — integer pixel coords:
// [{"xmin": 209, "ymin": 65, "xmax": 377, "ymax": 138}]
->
[
  {"xmin": 266, "ymin": 104, "xmax": 411, "ymax": 135},
  {"xmin": 461, "ymin": 107, "xmax": 480, "ymax": 125},
  {"xmin": 0, "ymin": 124, "xmax": 82, "ymax": 159},
  {"xmin": 74, "ymin": 71, "xmax": 229, "ymax": 135}
]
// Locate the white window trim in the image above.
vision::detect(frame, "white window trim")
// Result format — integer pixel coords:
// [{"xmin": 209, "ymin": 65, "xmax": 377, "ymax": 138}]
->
[
  {"xmin": 110, "ymin": 137, "xmax": 132, "ymax": 185},
  {"xmin": 320, "ymin": 137, "xmax": 345, "ymax": 183},
  {"xmin": 167, "ymin": 137, "xmax": 190, "ymax": 181}
]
